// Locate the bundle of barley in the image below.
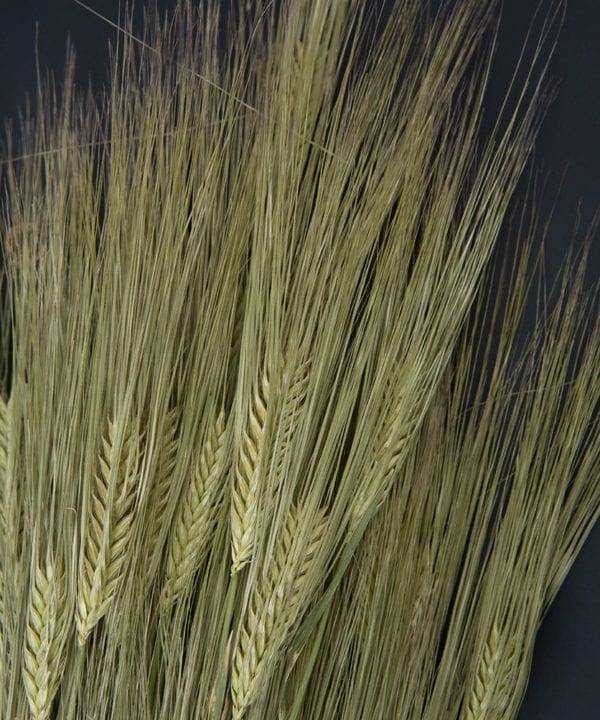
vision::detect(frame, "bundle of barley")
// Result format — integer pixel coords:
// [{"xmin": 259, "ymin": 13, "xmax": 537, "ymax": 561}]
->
[{"xmin": 0, "ymin": 1, "xmax": 597, "ymax": 719}]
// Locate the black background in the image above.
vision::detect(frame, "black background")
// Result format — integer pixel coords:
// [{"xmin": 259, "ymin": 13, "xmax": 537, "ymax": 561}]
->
[{"xmin": 0, "ymin": 1, "xmax": 598, "ymax": 718}]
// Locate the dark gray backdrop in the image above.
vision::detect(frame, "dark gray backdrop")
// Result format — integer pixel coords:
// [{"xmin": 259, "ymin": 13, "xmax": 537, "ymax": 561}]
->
[{"xmin": 1, "ymin": 2, "xmax": 598, "ymax": 718}]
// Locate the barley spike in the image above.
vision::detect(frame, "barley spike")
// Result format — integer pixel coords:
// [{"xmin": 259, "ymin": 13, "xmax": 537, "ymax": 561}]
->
[
  {"xmin": 230, "ymin": 371, "xmax": 270, "ymax": 575},
  {"xmin": 464, "ymin": 620, "xmax": 504, "ymax": 720},
  {"xmin": 145, "ymin": 408, "xmax": 180, "ymax": 575},
  {"xmin": 76, "ymin": 416, "xmax": 143, "ymax": 644},
  {"xmin": 231, "ymin": 503, "xmax": 327, "ymax": 719},
  {"xmin": 162, "ymin": 410, "xmax": 227, "ymax": 607},
  {"xmin": 22, "ymin": 559, "xmax": 67, "ymax": 720}
]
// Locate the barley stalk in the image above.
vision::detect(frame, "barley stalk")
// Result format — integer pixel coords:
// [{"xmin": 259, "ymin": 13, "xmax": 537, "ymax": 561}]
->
[
  {"xmin": 230, "ymin": 371, "xmax": 270, "ymax": 575},
  {"xmin": 76, "ymin": 416, "xmax": 143, "ymax": 644},
  {"xmin": 22, "ymin": 558, "xmax": 67, "ymax": 720},
  {"xmin": 231, "ymin": 503, "xmax": 327, "ymax": 719},
  {"xmin": 162, "ymin": 410, "xmax": 227, "ymax": 607}
]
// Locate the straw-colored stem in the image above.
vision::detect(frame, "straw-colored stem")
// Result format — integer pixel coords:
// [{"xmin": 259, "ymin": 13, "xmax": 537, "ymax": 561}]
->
[{"xmin": 212, "ymin": 572, "xmax": 239, "ymax": 720}]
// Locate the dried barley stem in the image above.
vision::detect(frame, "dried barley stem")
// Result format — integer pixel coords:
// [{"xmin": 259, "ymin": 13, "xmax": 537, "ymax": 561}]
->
[
  {"xmin": 230, "ymin": 371, "xmax": 270, "ymax": 575},
  {"xmin": 231, "ymin": 504, "xmax": 327, "ymax": 720},
  {"xmin": 162, "ymin": 410, "xmax": 227, "ymax": 607},
  {"xmin": 76, "ymin": 416, "xmax": 143, "ymax": 644},
  {"xmin": 227, "ymin": 284, "xmax": 247, "ymax": 399}
]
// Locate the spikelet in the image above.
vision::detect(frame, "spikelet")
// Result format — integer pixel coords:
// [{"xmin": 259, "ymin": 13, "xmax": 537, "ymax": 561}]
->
[
  {"xmin": 351, "ymin": 371, "xmax": 411, "ymax": 528},
  {"xmin": 0, "ymin": 394, "xmax": 16, "ymax": 655},
  {"xmin": 144, "ymin": 408, "xmax": 180, "ymax": 576},
  {"xmin": 22, "ymin": 557, "xmax": 68, "ymax": 720},
  {"xmin": 230, "ymin": 371, "xmax": 270, "ymax": 575},
  {"xmin": 408, "ymin": 553, "xmax": 437, "ymax": 641},
  {"xmin": 0, "ymin": 395, "xmax": 9, "ymax": 490},
  {"xmin": 268, "ymin": 358, "xmax": 310, "ymax": 494},
  {"xmin": 463, "ymin": 620, "xmax": 514, "ymax": 720},
  {"xmin": 231, "ymin": 503, "xmax": 327, "ymax": 719},
  {"xmin": 162, "ymin": 410, "xmax": 227, "ymax": 607},
  {"xmin": 76, "ymin": 416, "xmax": 143, "ymax": 644},
  {"xmin": 0, "ymin": 394, "xmax": 13, "ymax": 549},
  {"xmin": 0, "ymin": 395, "xmax": 9, "ymax": 641}
]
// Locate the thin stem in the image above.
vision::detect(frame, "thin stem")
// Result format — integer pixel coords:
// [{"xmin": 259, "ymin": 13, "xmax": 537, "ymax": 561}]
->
[
  {"xmin": 213, "ymin": 572, "xmax": 240, "ymax": 720},
  {"xmin": 292, "ymin": 510, "xmax": 372, "ymax": 651},
  {"xmin": 287, "ymin": 604, "xmax": 331, "ymax": 720},
  {"xmin": 147, "ymin": 617, "xmax": 162, "ymax": 713},
  {"xmin": 65, "ymin": 643, "xmax": 86, "ymax": 720}
]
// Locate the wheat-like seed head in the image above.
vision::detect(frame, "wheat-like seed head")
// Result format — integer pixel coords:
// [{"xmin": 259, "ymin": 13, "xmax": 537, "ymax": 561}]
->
[
  {"xmin": 162, "ymin": 410, "xmax": 227, "ymax": 607},
  {"xmin": 230, "ymin": 371, "xmax": 270, "ymax": 575},
  {"xmin": 268, "ymin": 358, "xmax": 310, "ymax": 495},
  {"xmin": 22, "ymin": 558, "xmax": 67, "ymax": 720},
  {"xmin": 0, "ymin": 393, "xmax": 17, "ymax": 659},
  {"xmin": 351, "ymin": 374, "xmax": 412, "ymax": 529},
  {"xmin": 463, "ymin": 620, "xmax": 514, "ymax": 720},
  {"xmin": 76, "ymin": 416, "xmax": 143, "ymax": 644},
  {"xmin": 145, "ymin": 408, "xmax": 180, "ymax": 577},
  {"xmin": 231, "ymin": 503, "xmax": 327, "ymax": 719},
  {"xmin": 0, "ymin": 394, "xmax": 13, "ymax": 553},
  {"xmin": 0, "ymin": 395, "xmax": 9, "ymax": 488},
  {"xmin": 0, "ymin": 395, "xmax": 9, "ymax": 641}
]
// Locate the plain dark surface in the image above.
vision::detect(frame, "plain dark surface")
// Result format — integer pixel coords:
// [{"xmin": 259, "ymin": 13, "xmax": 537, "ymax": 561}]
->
[{"xmin": 1, "ymin": 1, "xmax": 598, "ymax": 718}]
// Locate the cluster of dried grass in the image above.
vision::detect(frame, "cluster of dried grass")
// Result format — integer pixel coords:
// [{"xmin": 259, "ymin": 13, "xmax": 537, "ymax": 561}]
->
[{"xmin": 0, "ymin": 1, "xmax": 597, "ymax": 719}]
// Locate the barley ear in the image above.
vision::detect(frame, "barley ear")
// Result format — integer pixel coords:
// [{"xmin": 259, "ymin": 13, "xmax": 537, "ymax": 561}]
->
[
  {"xmin": 231, "ymin": 504, "xmax": 327, "ymax": 719},
  {"xmin": 162, "ymin": 410, "xmax": 227, "ymax": 607},
  {"xmin": 0, "ymin": 394, "xmax": 13, "ymax": 550},
  {"xmin": 463, "ymin": 620, "xmax": 512, "ymax": 720},
  {"xmin": 0, "ymin": 395, "xmax": 9, "ymax": 639},
  {"xmin": 0, "ymin": 394, "xmax": 9, "ymax": 491},
  {"xmin": 22, "ymin": 557, "xmax": 68, "ymax": 720},
  {"xmin": 268, "ymin": 358, "xmax": 310, "ymax": 494},
  {"xmin": 145, "ymin": 408, "xmax": 180, "ymax": 576},
  {"xmin": 230, "ymin": 371, "xmax": 270, "ymax": 575},
  {"xmin": 351, "ymin": 375, "xmax": 412, "ymax": 528},
  {"xmin": 0, "ymin": 394, "xmax": 17, "ymax": 653},
  {"xmin": 76, "ymin": 416, "xmax": 143, "ymax": 644}
]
